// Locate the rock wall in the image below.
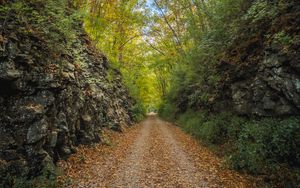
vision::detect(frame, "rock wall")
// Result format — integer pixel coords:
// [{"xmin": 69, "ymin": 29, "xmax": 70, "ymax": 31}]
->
[
  {"xmin": 0, "ymin": 1, "xmax": 133, "ymax": 185},
  {"xmin": 214, "ymin": 2, "xmax": 300, "ymax": 116}
]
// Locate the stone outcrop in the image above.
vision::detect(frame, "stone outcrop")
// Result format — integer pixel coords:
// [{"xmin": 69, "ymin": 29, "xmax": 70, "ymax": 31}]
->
[
  {"xmin": 0, "ymin": 1, "xmax": 133, "ymax": 185},
  {"xmin": 229, "ymin": 53, "xmax": 300, "ymax": 116},
  {"xmin": 214, "ymin": 2, "xmax": 300, "ymax": 116}
]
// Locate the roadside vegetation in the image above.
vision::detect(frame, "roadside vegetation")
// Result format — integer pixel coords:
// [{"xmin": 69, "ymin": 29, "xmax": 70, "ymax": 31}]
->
[
  {"xmin": 160, "ymin": 108, "xmax": 300, "ymax": 186},
  {"xmin": 158, "ymin": 0, "xmax": 300, "ymax": 186},
  {"xmin": 2, "ymin": 0, "xmax": 299, "ymax": 186}
]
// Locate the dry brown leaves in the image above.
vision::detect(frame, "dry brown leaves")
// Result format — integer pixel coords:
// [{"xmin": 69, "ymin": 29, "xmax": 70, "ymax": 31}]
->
[
  {"xmin": 57, "ymin": 117, "xmax": 261, "ymax": 188},
  {"xmin": 56, "ymin": 125, "xmax": 142, "ymax": 187},
  {"xmin": 163, "ymin": 122, "xmax": 262, "ymax": 188}
]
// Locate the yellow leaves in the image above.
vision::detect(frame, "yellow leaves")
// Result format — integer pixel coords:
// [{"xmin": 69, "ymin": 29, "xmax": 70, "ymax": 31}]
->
[{"xmin": 56, "ymin": 126, "xmax": 140, "ymax": 186}]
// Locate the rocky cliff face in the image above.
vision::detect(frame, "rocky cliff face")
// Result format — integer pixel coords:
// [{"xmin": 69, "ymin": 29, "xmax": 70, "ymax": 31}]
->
[
  {"xmin": 215, "ymin": 2, "xmax": 300, "ymax": 116},
  {"xmin": 0, "ymin": 1, "xmax": 133, "ymax": 185}
]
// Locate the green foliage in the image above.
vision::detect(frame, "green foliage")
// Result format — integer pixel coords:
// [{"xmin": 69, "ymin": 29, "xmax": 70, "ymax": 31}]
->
[
  {"xmin": 177, "ymin": 111, "xmax": 244, "ymax": 145},
  {"xmin": 229, "ymin": 119, "xmax": 276, "ymax": 174},
  {"xmin": 2, "ymin": 0, "xmax": 298, "ymax": 186},
  {"xmin": 73, "ymin": 0, "xmax": 299, "ymax": 186},
  {"xmin": 2, "ymin": 166, "xmax": 60, "ymax": 188},
  {"xmin": 226, "ymin": 115, "xmax": 247, "ymax": 141},
  {"xmin": 172, "ymin": 109, "xmax": 300, "ymax": 185},
  {"xmin": 230, "ymin": 118, "xmax": 300, "ymax": 175},
  {"xmin": 107, "ymin": 69, "xmax": 115, "ymax": 83},
  {"xmin": 79, "ymin": 0, "xmax": 162, "ymax": 110},
  {"xmin": 156, "ymin": 1, "xmax": 299, "ymax": 184},
  {"xmin": 131, "ymin": 102, "xmax": 146, "ymax": 122},
  {"xmin": 274, "ymin": 31, "xmax": 293, "ymax": 46},
  {"xmin": 158, "ymin": 101, "xmax": 178, "ymax": 121},
  {"xmin": 243, "ymin": 0, "xmax": 278, "ymax": 23},
  {"xmin": 177, "ymin": 110, "xmax": 208, "ymax": 138},
  {"xmin": 161, "ymin": 0, "xmax": 248, "ymax": 112},
  {"xmin": 2, "ymin": 0, "xmax": 81, "ymax": 60}
]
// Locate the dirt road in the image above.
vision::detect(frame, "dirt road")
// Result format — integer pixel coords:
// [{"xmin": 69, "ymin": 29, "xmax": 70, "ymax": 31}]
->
[{"xmin": 58, "ymin": 115, "xmax": 258, "ymax": 187}]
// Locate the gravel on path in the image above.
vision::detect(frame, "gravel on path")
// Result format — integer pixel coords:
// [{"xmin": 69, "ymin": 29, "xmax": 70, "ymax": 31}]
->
[{"xmin": 58, "ymin": 115, "xmax": 259, "ymax": 188}]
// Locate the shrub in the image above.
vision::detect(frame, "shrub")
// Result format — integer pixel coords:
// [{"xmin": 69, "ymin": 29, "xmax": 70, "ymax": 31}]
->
[
  {"xmin": 273, "ymin": 31, "xmax": 293, "ymax": 46},
  {"xmin": 176, "ymin": 111, "xmax": 234, "ymax": 144},
  {"xmin": 228, "ymin": 117, "xmax": 300, "ymax": 185},
  {"xmin": 181, "ymin": 112, "xmax": 244, "ymax": 144},
  {"xmin": 197, "ymin": 119, "xmax": 223, "ymax": 144},
  {"xmin": 243, "ymin": 0, "xmax": 278, "ymax": 23},
  {"xmin": 270, "ymin": 118, "xmax": 300, "ymax": 166},
  {"xmin": 169, "ymin": 108, "xmax": 300, "ymax": 185},
  {"xmin": 226, "ymin": 115, "xmax": 246, "ymax": 140},
  {"xmin": 131, "ymin": 102, "xmax": 146, "ymax": 122},
  {"xmin": 158, "ymin": 102, "xmax": 177, "ymax": 121},
  {"xmin": 178, "ymin": 110, "xmax": 207, "ymax": 135},
  {"xmin": 229, "ymin": 119, "xmax": 276, "ymax": 174},
  {"xmin": 2, "ymin": 166, "xmax": 60, "ymax": 188}
]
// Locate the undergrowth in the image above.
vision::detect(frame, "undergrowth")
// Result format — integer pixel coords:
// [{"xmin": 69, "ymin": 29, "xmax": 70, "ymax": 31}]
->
[
  {"xmin": 1, "ymin": 166, "xmax": 61, "ymax": 188},
  {"xmin": 159, "ymin": 107, "xmax": 300, "ymax": 186},
  {"xmin": 0, "ymin": 0, "xmax": 82, "ymax": 61}
]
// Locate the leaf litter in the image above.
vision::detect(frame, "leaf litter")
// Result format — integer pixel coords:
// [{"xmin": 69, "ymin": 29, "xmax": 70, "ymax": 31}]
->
[{"xmin": 57, "ymin": 116, "xmax": 261, "ymax": 187}]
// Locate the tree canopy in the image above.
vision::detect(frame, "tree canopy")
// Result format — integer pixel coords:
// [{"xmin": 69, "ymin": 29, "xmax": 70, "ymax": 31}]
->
[
  {"xmin": 72, "ymin": 0, "xmax": 251, "ymax": 111},
  {"xmin": 71, "ymin": 1, "xmax": 300, "ymax": 185}
]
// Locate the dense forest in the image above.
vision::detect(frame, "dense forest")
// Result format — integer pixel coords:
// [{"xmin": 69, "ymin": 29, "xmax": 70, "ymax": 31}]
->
[{"xmin": 0, "ymin": 0, "xmax": 299, "ymax": 187}]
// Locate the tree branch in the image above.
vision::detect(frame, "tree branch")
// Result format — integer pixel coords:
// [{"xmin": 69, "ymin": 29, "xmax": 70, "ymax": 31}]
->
[
  {"xmin": 144, "ymin": 40, "xmax": 165, "ymax": 56},
  {"xmin": 153, "ymin": 0, "xmax": 182, "ymax": 49}
]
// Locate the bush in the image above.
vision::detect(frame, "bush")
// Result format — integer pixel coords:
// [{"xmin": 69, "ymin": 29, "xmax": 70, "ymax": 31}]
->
[
  {"xmin": 158, "ymin": 102, "xmax": 178, "ymax": 121},
  {"xmin": 167, "ymin": 108, "xmax": 300, "ymax": 185},
  {"xmin": 243, "ymin": 0, "xmax": 278, "ymax": 23},
  {"xmin": 226, "ymin": 115, "xmax": 247, "ymax": 140},
  {"xmin": 2, "ymin": 166, "xmax": 60, "ymax": 188},
  {"xmin": 176, "ymin": 111, "xmax": 229, "ymax": 144},
  {"xmin": 270, "ymin": 118, "xmax": 300, "ymax": 166},
  {"xmin": 197, "ymin": 120, "xmax": 223, "ymax": 144},
  {"xmin": 228, "ymin": 117, "xmax": 300, "ymax": 185},
  {"xmin": 273, "ymin": 31, "xmax": 293, "ymax": 46},
  {"xmin": 229, "ymin": 119, "xmax": 276, "ymax": 174},
  {"xmin": 131, "ymin": 102, "xmax": 146, "ymax": 122},
  {"xmin": 178, "ymin": 111, "xmax": 245, "ymax": 145},
  {"xmin": 178, "ymin": 110, "xmax": 207, "ymax": 135}
]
